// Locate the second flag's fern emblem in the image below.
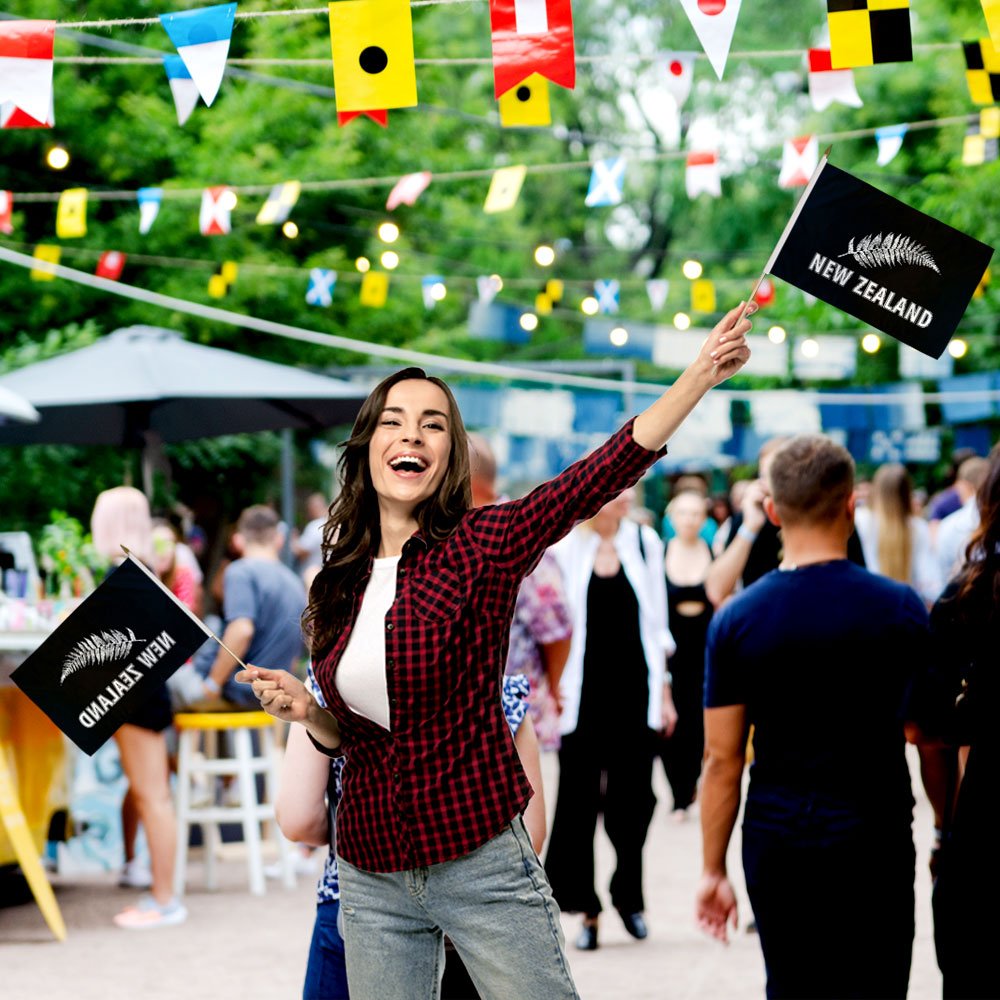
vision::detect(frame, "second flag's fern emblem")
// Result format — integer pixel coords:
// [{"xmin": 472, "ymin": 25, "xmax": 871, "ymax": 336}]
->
[
  {"xmin": 60, "ymin": 628, "xmax": 144, "ymax": 684},
  {"xmin": 839, "ymin": 233, "xmax": 940, "ymax": 273}
]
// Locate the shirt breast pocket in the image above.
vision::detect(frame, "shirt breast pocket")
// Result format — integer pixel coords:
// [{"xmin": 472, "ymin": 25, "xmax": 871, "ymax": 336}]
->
[{"xmin": 410, "ymin": 568, "xmax": 468, "ymax": 623}]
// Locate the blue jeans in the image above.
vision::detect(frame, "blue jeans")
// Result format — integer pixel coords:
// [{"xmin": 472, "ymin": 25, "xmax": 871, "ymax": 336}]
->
[
  {"xmin": 303, "ymin": 900, "xmax": 349, "ymax": 1000},
  {"xmin": 337, "ymin": 818, "xmax": 579, "ymax": 1000}
]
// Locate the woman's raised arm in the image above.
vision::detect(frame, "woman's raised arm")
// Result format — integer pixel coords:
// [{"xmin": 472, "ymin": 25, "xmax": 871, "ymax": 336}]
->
[{"xmin": 633, "ymin": 302, "xmax": 753, "ymax": 452}]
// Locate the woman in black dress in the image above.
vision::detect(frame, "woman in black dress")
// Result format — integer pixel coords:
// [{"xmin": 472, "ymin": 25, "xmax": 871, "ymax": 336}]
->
[{"xmin": 660, "ymin": 489, "xmax": 714, "ymax": 818}]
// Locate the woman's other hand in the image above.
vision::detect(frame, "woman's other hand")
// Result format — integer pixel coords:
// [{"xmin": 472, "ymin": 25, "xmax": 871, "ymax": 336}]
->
[{"xmin": 235, "ymin": 665, "xmax": 312, "ymax": 723}]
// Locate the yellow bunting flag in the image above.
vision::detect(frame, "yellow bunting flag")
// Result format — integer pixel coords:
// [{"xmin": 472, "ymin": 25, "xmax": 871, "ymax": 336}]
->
[
  {"xmin": 964, "ymin": 38, "xmax": 1000, "ymax": 104},
  {"xmin": 691, "ymin": 278, "xmax": 716, "ymax": 313},
  {"xmin": 328, "ymin": 0, "xmax": 417, "ymax": 114},
  {"xmin": 55, "ymin": 188, "xmax": 87, "ymax": 239},
  {"xmin": 981, "ymin": 105, "xmax": 1000, "ymax": 138},
  {"xmin": 828, "ymin": 0, "xmax": 912, "ymax": 68},
  {"xmin": 360, "ymin": 271, "xmax": 389, "ymax": 307},
  {"xmin": 974, "ymin": 267, "xmax": 991, "ymax": 299},
  {"xmin": 984, "ymin": 0, "xmax": 1000, "ymax": 47},
  {"xmin": 535, "ymin": 292, "xmax": 553, "ymax": 316},
  {"xmin": 255, "ymin": 181, "xmax": 301, "ymax": 225},
  {"xmin": 498, "ymin": 74, "xmax": 552, "ymax": 128},
  {"xmin": 546, "ymin": 279, "xmax": 564, "ymax": 303},
  {"xmin": 208, "ymin": 261, "xmax": 239, "ymax": 298},
  {"xmin": 963, "ymin": 132, "xmax": 988, "ymax": 166},
  {"xmin": 30, "ymin": 244, "xmax": 60, "ymax": 281},
  {"xmin": 484, "ymin": 165, "xmax": 527, "ymax": 214}
]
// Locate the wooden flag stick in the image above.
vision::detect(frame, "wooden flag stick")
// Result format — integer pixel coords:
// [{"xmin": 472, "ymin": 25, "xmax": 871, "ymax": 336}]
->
[{"xmin": 120, "ymin": 546, "xmax": 248, "ymax": 669}]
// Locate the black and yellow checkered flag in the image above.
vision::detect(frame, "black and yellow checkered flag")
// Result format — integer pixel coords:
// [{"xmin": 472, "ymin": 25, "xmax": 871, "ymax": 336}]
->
[
  {"xmin": 828, "ymin": 0, "xmax": 913, "ymax": 68},
  {"xmin": 964, "ymin": 38, "xmax": 1000, "ymax": 105}
]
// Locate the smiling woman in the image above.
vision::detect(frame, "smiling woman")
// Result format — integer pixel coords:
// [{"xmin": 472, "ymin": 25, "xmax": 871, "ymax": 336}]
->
[{"xmin": 237, "ymin": 304, "xmax": 752, "ymax": 1000}]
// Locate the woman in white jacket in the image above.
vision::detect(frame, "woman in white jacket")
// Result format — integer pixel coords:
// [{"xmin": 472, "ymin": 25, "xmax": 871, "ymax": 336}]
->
[{"xmin": 544, "ymin": 489, "xmax": 676, "ymax": 951}]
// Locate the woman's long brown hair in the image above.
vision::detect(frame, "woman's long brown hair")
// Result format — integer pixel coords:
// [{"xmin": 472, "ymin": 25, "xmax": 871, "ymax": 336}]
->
[
  {"xmin": 950, "ymin": 444, "xmax": 1000, "ymax": 621},
  {"xmin": 302, "ymin": 367, "xmax": 472, "ymax": 657}
]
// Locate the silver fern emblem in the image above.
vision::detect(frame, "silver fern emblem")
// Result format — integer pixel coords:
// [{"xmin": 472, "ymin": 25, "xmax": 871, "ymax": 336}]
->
[
  {"xmin": 839, "ymin": 233, "xmax": 940, "ymax": 273},
  {"xmin": 60, "ymin": 628, "xmax": 144, "ymax": 684}
]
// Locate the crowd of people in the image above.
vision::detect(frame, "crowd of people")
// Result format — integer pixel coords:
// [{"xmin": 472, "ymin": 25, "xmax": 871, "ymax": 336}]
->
[{"xmin": 70, "ymin": 300, "xmax": 1000, "ymax": 999}]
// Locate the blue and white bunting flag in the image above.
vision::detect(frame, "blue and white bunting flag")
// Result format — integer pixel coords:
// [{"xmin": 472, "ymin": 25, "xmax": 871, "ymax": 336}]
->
[
  {"xmin": 306, "ymin": 268, "xmax": 336, "ymax": 307},
  {"xmin": 137, "ymin": 187, "xmax": 163, "ymax": 235},
  {"xmin": 585, "ymin": 156, "xmax": 626, "ymax": 207},
  {"xmin": 422, "ymin": 275, "xmax": 446, "ymax": 309},
  {"xmin": 163, "ymin": 54, "xmax": 199, "ymax": 125},
  {"xmin": 875, "ymin": 123, "xmax": 908, "ymax": 166},
  {"xmin": 594, "ymin": 279, "xmax": 620, "ymax": 314},
  {"xmin": 159, "ymin": 3, "xmax": 236, "ymax": 107}
]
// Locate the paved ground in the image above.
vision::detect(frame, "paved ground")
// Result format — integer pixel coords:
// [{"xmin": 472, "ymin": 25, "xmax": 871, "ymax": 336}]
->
[{"xmin": 1, "ymin": 747, "xmax": 941, "ymax": 999}]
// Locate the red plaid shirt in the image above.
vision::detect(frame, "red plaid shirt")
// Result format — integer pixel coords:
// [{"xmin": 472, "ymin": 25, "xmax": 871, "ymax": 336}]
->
[{"xmin": 315, "ymin": 420, "xmax": 664, "ymax": 872}]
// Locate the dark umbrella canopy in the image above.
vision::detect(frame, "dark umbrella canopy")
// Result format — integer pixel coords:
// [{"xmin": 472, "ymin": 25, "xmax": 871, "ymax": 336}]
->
[{"xmin": 0, "ymin": 326, "xmax": 366, "ymax": 446}]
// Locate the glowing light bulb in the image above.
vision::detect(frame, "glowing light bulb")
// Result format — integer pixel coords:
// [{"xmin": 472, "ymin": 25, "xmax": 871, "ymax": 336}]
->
[
  {"xmin": 861, "ymin": 333, "xmax": 881, "ymax": 354},
  {"xmin": 356, "ymin": 256, "xmax": 371, "ymax": 273},
  {"xmin": 682, "ymin": 259, "xmax": 703, "ymax": 280},
  {"xmin": 581, "ymin": 296, "xmax": 599, "ymax": 316},
  {"xmin": 46, "ymin": 147, "xmax": 70, "ymax": 170},
  {"xmin": 520, "ymin": 312, "xmax": 539, "ymax": 331},
  {"xmin": 378, "ymin": 221, "xmax": 400, "ymax": 243},
  {"xmin": 801, "ymin": 338, "xmax": 820, "ymax": 359},
  {"xmin": 534, "ymin": 245, "xmax": 556, "ymax": 267},
  {"xmin": 767, "ymin": 325, "xmax": 786, "ymax": 344},
  {"xmin": 220, "ymin": 189, "xmax": 238, "ymax": 211},
  {"xmin": 673, "ymin": 312, "xmax": 692, "ymax": 331},
  {"xmin": 381, "ymin": 250, "xmax": 399, "ymax": 270},
  {"xmin": 430, "ymin": 282, "xmax": 447, "ymax": 301},
  {"xmin": 948, "ymin": 338, "xmax": 968, "ymax": 359},
  {"xmin": 281, "ymin": 221, "xmax": 299, "ymax": 239},
  {"xmin": 609, "ymin": 327, "xmax": 629, "ymax": 347}
]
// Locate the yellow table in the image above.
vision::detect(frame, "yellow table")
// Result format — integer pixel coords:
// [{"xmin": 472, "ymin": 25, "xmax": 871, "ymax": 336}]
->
[{"xmin": 1, "ymin": 631, "xmax": 69, "ymax": 939}]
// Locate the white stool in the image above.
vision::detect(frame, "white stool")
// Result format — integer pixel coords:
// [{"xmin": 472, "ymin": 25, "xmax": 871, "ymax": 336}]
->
[{"xmin": 173, "ymin": 711, "xmax": 295, "ymax": 897}]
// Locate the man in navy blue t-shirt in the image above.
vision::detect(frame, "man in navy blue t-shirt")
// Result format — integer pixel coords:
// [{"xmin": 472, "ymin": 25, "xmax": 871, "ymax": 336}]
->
[{"xmin": 696, "ymin": 435, "xmax": 929, "ymax": 1000}]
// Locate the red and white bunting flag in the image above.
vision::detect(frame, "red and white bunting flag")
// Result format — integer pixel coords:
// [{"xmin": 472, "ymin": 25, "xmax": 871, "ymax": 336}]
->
[
  {"xmin": 489, "ymin": 0, "xmax": 576, "ymax": 99},
  {"xmin": 0, "ymin": 190, "xmax": 12, "ymax": 234},
  {"xmin": 0, "ymin": 21, "xmax": 55, "ymax": 126},
  {"xmin": 676, "ymin": 0, "xmax": 743, "ymax": 80},
  {"xmin": 662, "ymin": 52, "xmax": 695, "ymax": 108},
  {"xmin": 778, "ymin": 135, "xmax": 819, "ymax": 189},
  {"xmin": 199, "ymin": 186, "xmax": 232, "ymax": 235},
  {"xmin": 96, "ymin": 251, "xmax": 127, "ymax": 281},
  {"xmin": 685, "ymin": 151, "xmax": 721, "ymax": 199},
  {"xmin": 1, "ymin": 99, "xmax": 53, "ymax": 129},
  {"xmin": 386, "ymin": 171, "xmax": 432, "ymax": 210},
  {"xmin": 807, "ymin": 49, "xmax": 863, "ymax": 112}
]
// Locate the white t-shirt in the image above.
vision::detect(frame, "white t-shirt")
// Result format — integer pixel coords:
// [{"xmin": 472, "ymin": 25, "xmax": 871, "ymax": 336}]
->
[{"xmin": 335, "ymin": 555, "xmax": 399, "ymax": 730}]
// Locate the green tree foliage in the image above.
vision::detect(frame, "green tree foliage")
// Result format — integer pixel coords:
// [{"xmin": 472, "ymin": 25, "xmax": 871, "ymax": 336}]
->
[{"xmin": 0, "ymin": 0, "xmax": 996, "ymax": 528}]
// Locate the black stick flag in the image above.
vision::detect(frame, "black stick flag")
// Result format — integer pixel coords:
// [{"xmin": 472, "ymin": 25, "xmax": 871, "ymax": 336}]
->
[
  {"xmin": 763, "ymin": 151, "xmax": 994, "ymax": 358},
  {"xmin": 12, "ymin": 555, "xmax": 214, "ymax": 755}
]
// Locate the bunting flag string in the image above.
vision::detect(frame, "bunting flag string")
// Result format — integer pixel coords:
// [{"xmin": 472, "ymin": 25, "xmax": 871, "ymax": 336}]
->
[
  {"xmin": 6, "ymin": 240, "xmax": 994, "ymax": 404},
  {"xmin": 0, "ymin": 112, "xmax": 983, "ymax": 212}
]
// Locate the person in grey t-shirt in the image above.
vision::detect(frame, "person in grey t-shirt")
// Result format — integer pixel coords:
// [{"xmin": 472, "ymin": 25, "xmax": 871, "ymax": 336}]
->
[{"xmin": 203, "ymin": 505, "xmax": 307, "ymax": 706}]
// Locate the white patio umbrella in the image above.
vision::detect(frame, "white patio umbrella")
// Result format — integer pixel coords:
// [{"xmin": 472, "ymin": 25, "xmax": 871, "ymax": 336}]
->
[{"xmin": 0, "ymin": 385, "xmax": 40, "ymax": 425}]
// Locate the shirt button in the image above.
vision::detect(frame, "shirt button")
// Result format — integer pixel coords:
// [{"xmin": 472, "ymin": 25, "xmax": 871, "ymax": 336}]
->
[
  {"xmin": 390, "ymin": 696, "xmax": 397, "ymax": 706},
  {"xmin": 393, "ymin": 771, "xmax": 401, "ymax": 782},
  {"xmin": 386, "ymin": 621, "xmax": 394, "ymax": 631},
  {"xmin": 387, "ymin": 658, "xmax": 395, "ymax": 668}
]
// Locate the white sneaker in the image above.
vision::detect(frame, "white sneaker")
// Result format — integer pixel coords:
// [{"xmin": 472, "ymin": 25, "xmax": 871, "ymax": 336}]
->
[
  {"xmin": 113, "ymin": 894, "xmax": 188, "ymax": 930},
  {"xmin": 118, "ymin": 859, "xmax": 153, "ymax": 889},
  {"xmin": 264, "ymin": 849, "xmax": 319, "ymax": 879}
]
